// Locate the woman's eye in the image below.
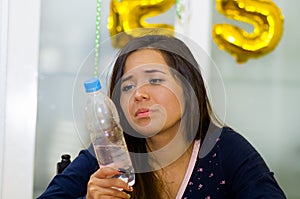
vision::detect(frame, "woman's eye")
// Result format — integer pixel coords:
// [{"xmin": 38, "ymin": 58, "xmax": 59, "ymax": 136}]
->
[
  {"xmin": 149, "ymin": 78, "xmax": 164, "ymax": 85},
  {"xmin": 121, "ymin": 85, "xmax": 134, "ymax": 92}
]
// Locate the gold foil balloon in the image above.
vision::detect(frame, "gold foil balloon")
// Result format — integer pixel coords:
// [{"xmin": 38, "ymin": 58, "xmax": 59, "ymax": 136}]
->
[
  {"xmin": 108, "ymin": 0, "xmax": 175, "ymax": 48},
  {"xmin": 212, "ymin": 0, "xmax": 284, "ymax": 63}
]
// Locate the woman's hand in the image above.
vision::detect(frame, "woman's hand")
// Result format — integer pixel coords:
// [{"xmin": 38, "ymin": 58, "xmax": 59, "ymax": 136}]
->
[{"xmin": 86, "ymin": 167, "xmax": 133, "ymax": 199}]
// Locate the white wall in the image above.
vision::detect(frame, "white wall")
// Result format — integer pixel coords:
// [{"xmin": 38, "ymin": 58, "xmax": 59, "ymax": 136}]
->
[
  {"xmin": 0, "ymin": 0, "xmax": 8, "ymax": 195},
  {"xmin": 175, "ymin": 0, "xmax": 212, "ymax": 55},
  {"xmin": 0, "ymin": 0, "xmax": 40, "ymax": 198}
]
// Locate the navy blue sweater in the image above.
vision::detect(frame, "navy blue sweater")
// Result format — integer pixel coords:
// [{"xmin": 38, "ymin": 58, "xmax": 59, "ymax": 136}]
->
[{"xmin": 37, "ymin": 127, "xmax": 286, "ymax": 198}]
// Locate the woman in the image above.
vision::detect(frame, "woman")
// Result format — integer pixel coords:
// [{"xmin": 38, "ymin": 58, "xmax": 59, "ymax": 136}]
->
[{"xmin": 38, "ymin": 34, "xmax": 286, "ymax": 199}]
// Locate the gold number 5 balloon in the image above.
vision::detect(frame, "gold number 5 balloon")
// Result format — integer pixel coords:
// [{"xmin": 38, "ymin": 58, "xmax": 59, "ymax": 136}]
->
[
  {"xmin": 108, "ymin": 0, "xmax": 175, "ymax": 48},
  {"xmin": 212, "ymin": 0, "xmax": 284, "ymax": 63}
]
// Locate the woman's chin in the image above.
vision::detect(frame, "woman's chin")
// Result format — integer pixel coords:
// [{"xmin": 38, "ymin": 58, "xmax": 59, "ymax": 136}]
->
[{"xmin": 131, "ymin": 124, "xmax": 162, "ymax": 138}]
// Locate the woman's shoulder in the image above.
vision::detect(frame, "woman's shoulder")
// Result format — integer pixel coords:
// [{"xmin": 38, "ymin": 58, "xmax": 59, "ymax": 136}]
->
[
  {"xmin": 211, "ymin": 126, "xmax": 271, "ymax": 176},
  {"xmin": 218, "ymin": 126, "xmax": 258, "ymax": 155},
  {"xmin": 198, "ymin": 126, "xmax": 250, "ymax": 158},
  {"xmin": 71, "ymin": 146, "xmax": 98, "ymax": 172},
  {"xmin": 219, "ymin": 127, "xmax": 252, "ymax": 147},
  {"xmin": 199, "ymin": 126, "xmax": 264, "ymax": 164},
  {"xmin": 204, "ymin": 128, "xmax": 287, "ymax": 198},
  {"xmin": 204, "ymin": 126, "xmax": 262, "ymax": 162}
]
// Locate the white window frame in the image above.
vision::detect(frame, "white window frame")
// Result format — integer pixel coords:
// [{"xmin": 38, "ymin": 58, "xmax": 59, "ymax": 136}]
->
[{"xmin": 0, "ymin": 0, "xmax": 40, "ymax": 198}]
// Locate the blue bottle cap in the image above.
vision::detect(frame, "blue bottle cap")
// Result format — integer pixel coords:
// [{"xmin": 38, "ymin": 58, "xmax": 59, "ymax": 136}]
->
[{"xmin": 84, "ymin": 77, "xmax": 102, "ymax": 92}]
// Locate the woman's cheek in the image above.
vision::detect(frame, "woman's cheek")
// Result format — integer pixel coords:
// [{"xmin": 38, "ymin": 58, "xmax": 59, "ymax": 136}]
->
[{"xmin": 120, "ymin": 96, "xmax": 132, "ymax": 119}]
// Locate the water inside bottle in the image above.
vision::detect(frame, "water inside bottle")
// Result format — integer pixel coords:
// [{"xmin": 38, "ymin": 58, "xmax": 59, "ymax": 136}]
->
[{"xmin": 93, "ymin": 144, "xmax": 135, "ymax": 186}]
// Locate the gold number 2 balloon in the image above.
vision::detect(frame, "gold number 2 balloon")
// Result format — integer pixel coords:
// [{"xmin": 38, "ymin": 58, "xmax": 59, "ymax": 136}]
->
[
  {"xmin": 108, "ymin": 0, "xmax": 175, "ymax": 48},
  {"xmin": 212, "ymin": 0, "xmax": 284, "ymax": 63}
]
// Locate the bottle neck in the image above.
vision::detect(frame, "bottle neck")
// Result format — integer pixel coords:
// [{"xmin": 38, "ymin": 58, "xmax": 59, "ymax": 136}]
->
[{"xmin": 87, "ymin": 89, "xmax": 101, "ymax": 95}]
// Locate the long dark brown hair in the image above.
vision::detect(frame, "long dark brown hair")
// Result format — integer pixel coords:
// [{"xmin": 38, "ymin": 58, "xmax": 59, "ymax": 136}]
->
[{"xmin": 109, "ymin": 34, "xmax": 214, "ymax": 199}]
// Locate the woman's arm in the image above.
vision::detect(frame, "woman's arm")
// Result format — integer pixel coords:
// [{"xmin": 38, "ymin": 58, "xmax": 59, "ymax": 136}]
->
[
  {"xmin": 37, "ymin": 149, "xmax": 98, "ymax": 199},
  {"xmin": 221, "ymin": 128, "xmax": 286, "ymax": 199}
]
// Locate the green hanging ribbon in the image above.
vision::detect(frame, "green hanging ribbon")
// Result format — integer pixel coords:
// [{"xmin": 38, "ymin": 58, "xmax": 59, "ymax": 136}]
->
[
  {"xmin": 176, "ymin": 0, "xmax": 183, "ymax": 20},
  {"xmin": 94, "ymin": 0, "xmax": 102, "ymax": 77}
]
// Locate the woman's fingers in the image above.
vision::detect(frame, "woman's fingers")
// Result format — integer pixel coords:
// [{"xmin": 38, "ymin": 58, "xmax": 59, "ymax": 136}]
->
[
  {"xmin": 89, "ymin": 174, "xmax": 133, "ymax": 191},
  {"xmin": 91, "ymin": 167, "xmax": 133, "ymax": 191},
  {"xmin": 87, "ymin": 186, "xmax": 131, "ymax": 199},
  {"xmin": 93, "ymin": 167, "xmax": 121, "ymax": 178},
  {"xmin": 86, "ymin": 167, "xmax": 133, "ymax": 199}
]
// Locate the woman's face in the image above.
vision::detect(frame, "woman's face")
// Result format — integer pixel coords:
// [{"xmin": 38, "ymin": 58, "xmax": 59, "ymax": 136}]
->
[{"xmin": 119, "ymin": 49, "xmax": 184, "ymax": 138}]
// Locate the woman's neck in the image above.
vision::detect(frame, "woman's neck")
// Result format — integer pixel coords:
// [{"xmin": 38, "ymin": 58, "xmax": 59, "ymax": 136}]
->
[
  {"xmin": 144, "ymin": 122, "xmax": 195, "ymax": 170},
  {"xmin": 145, "ymin": 121, "xmax": 181, "ymax": 151},
  {"xmin": 155, "ymin": 141, "xmax": 194, "ymax": 199}
]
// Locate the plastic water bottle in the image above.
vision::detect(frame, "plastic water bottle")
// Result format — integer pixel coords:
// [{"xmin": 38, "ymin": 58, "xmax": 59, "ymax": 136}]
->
[{"xmin": 84, "ymin": 77, "xmax": 135, "ymax": 186}]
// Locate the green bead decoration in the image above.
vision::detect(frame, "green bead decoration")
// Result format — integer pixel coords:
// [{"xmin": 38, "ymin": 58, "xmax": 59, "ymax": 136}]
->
[
  {"xmin": 94, "ymin": 0, "xmax": 102, "ymax": 77},
  {"xmin": 176, "ymin": 0, "xmax": 183, "ymax": 20}
]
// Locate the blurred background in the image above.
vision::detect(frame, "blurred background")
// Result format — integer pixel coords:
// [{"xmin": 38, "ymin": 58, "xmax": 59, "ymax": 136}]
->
[{"xmin": 0, "ymin": 0, "xmax": 299, "ymax": 198}]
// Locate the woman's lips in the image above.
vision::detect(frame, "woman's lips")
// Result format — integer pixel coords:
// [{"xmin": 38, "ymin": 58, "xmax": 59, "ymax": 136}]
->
[{"xmin": 135, "ymin": 108, "xmax": 151, "ymax": 117}]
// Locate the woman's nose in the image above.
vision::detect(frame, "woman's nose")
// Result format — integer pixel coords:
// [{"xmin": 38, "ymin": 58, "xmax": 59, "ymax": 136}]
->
[{"xmin": 134, "ymin": 86, "xmax": 149, "ymax": 102}]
